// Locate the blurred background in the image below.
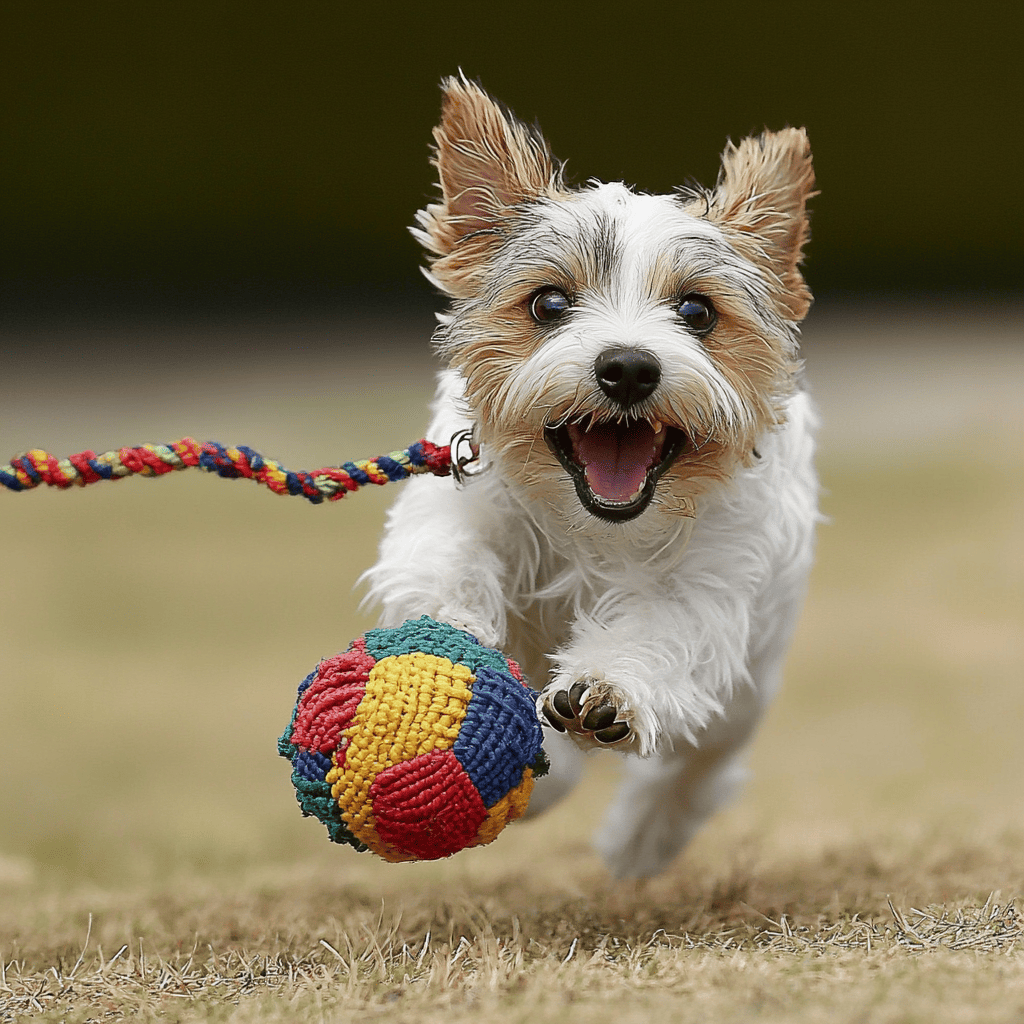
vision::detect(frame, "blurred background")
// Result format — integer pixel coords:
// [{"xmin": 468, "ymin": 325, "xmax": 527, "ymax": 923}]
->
[
  {"xmin": 2, "ymin": 1, "xmax": 1022, "ymax": 328},
  {"xmin": 0, "ymin": 2, "xmax": 1020, "ymax": 886}
]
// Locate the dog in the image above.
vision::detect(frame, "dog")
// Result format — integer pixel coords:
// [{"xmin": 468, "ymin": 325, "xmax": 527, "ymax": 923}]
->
[{"xmin": 364, "ymin": 75, "xmax": 818, "ymax": 877}]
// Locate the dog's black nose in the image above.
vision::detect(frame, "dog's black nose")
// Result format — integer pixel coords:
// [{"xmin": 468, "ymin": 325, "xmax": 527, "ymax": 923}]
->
[{"xmin": 594, "ymin": 348, "xmax": 661, "ymax": 408}]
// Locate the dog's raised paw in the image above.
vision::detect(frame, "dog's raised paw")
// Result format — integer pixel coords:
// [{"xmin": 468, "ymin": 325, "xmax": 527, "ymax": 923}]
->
[{"xmin": 538, "ymin": 678, "xmax": 633, "ymax": 748}]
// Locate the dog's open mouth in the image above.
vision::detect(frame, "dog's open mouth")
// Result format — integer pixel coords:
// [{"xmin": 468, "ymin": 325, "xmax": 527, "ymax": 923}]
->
[{"xmin": 544, "ymin": 415, "xmax": 687, "ymax": 522}]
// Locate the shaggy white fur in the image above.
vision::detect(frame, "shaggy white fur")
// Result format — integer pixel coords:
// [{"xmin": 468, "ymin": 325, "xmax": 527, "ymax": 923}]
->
[{"xmin": 363, "ymin": 76, "xmax": 819, "ymax": 877}]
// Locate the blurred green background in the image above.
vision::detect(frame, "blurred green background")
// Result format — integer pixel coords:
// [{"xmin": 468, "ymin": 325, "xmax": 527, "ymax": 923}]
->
[{"xmin": 2, "ymin": 0, "xmax": 1022, "ymax": 327}]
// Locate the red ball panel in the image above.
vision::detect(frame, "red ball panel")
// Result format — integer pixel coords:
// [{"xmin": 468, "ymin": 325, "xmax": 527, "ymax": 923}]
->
[
  {"xmin": 370, "ymin": 749, "xmax": 488, "ymax": 860},
  {"xmin": 289, "ymin": 642, "xmax": 375, "ymax": 756}
]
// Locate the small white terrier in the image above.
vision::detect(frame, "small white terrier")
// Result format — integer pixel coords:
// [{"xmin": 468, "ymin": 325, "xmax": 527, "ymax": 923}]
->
[{"xmin": 365, "ymin": 76, "xmax": 819, "ymax": 877}]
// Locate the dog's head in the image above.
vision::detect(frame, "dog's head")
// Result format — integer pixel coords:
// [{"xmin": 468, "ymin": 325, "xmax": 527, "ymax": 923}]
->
[{"xmin": 415, "ymin": 75, "xmax": 815, "ymax": 530}]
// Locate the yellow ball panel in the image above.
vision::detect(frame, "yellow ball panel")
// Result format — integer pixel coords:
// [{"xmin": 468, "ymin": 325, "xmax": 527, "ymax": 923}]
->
[
  {"xmin": 468, "ymin": 768, "xmax": 535, "ymax": 849},
  {"xmin": 327, "ymin": 652, "xmax": 475, "ymax": 847}
]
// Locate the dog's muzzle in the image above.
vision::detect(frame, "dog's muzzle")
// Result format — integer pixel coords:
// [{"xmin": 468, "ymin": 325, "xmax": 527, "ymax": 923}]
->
[
  {"xmin": 544, "ymin": 347, "xmax": 686, "ymax": 522},
  {"xmin": 544, "ymin": 415, "xmax": 686, "ymax": 523}
]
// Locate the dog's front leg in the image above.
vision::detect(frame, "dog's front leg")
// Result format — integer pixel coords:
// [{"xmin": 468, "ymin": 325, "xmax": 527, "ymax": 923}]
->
[
  {"xmin": 363, "ymin": 472, "xmax": 516, "ymax": 651},
  {"xmin": 536, "ymin": 593, "xmax": 761, "ymax": 874},
  {"xmin": 538, "ymin": 591, "xmax": 755, "ymax": 759}
]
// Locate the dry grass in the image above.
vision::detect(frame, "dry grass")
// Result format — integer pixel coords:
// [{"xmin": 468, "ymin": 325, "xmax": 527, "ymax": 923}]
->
[
  {"xmin": 1, "ymin": 871, "xmax": 1021, "ymax": 1023},
  {"xmin": 1, "ymin": 892, "xmax": 1021, "ymax": 1023},
  {"xmin": 1, "ymin": 321, "xmax": 1021, "ymax": 1022}
]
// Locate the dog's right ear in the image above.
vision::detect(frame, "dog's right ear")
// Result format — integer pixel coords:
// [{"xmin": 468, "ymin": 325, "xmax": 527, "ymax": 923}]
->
[{"xmin": 412, "ymin": 74, "xmax": 563, "ymax": 297}]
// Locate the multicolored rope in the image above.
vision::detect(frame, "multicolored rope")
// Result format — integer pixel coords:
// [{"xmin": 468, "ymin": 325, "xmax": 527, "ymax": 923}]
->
[{"xmin": 1, "ymin": 436, "xmax": 475, "ymax": 505}]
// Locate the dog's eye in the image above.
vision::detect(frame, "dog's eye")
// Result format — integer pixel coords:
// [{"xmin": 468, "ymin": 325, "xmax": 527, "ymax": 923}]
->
[
  {"xmin": 677, "ymin": 294, "xmax": 716, "ymax": 333},
  {"xmin": 529, "ymin": 288, "xmax": 571, "ymax": 323}
]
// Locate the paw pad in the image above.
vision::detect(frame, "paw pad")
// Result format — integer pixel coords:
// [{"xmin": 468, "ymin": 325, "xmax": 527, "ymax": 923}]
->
[{"xmin": 538, "ymin": 679, "xmax": 632, "ymax": 746}]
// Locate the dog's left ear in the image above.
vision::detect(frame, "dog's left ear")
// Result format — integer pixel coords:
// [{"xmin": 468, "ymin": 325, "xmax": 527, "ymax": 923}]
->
[
  {"xmin": 413, "ymin": 75, "xmax": 564, "ymax": 297},
  {"xmin": 708, "ymin": 129, "xmax": 816, "ymax": 322}
]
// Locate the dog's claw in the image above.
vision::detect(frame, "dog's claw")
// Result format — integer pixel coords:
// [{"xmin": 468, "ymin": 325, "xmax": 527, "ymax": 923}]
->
[
  {"xmin": 568, "ymin": 681, "xmax": 588, "ymax": 709},
  {"xmin": 537, "ymin": 678, "xmax": 633, "ymax": 748}
]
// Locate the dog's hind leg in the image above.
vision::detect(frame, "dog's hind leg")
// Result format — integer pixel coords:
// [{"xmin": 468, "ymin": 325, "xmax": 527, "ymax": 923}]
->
[
  {"xmin": 590, "ymin": 676, "xmax": 767, "ymax": 877},
  {"xmin": 592, "ymin": 742, "xmax": 749, "ymax": 878}
]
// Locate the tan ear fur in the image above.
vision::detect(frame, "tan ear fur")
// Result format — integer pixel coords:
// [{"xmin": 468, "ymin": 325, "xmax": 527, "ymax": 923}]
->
[
  {"xmin": 413, "ymin": 75, "xmax": 564, "ymax": 296},
  {"xmin": 709, "ymin": 129, "xmax": 816, "ymax": 321}
]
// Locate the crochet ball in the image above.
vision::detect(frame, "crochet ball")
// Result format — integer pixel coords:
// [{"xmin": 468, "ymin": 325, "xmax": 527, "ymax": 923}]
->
[{"xmin": 278, "ymin": 617, "xmax": 547, "ymax": 862}]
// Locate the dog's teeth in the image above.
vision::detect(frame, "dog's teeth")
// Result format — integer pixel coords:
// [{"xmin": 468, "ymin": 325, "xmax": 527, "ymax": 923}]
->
[{"xmin": 650, "ymin": 419, "xmax": 665, "ymax": 436}]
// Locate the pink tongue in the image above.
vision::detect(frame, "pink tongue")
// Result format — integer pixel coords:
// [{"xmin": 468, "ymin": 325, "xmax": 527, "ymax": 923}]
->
[{"xmin": 568, "ymin": 420, "xmax": 661, "ymax": 503}]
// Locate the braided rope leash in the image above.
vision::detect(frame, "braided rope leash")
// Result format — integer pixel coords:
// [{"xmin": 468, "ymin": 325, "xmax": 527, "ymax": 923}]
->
[{"xmin": 1, "ymin": 434, "xmax": 480, "ymax": 505}]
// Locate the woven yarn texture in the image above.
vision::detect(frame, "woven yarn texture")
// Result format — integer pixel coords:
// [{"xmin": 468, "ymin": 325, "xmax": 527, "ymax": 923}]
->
[{"xmin": 277, "ymin": 617, "xmax": 547, "ymax": 862}]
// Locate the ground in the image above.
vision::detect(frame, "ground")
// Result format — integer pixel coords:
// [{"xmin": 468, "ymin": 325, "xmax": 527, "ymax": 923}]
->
[{"xmin": 0, "ymin": 301, "xmax": 1021, "ymax": 1022}]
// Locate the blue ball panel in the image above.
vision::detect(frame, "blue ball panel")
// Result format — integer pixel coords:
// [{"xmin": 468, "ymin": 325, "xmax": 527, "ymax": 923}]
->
[
  {"xmin": 294, "ymin": 749, "xmax": 333, "ymax": 782},
  {"xmin": 454, "ymin": 665, "xmax": 544, "ymax": 808}
]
